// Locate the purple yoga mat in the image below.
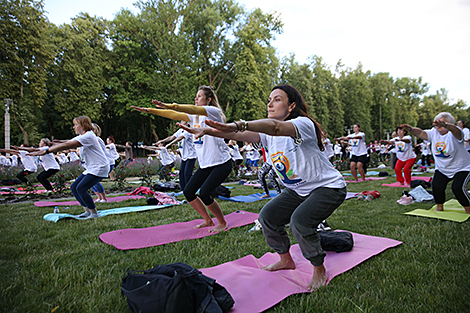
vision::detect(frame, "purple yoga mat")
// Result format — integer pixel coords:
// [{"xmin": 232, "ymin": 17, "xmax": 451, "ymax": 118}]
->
[
  {"xmin": 344, "ymin": 177, "xmax": 387, "ymax": 183},
  {"xmin": 201, "ymin": 231, "xmax": 402, "ymax": 313},
  {"xmin": 382, "ymin": 176, "xmax": 432, "ymax": 187},
  {"xmin": 33, "ymin": 195, "xmax": 145, "ymax": 207},
  {"xmin": 99, "ymin": 210, "xmax": 259, "ymax": 250}
]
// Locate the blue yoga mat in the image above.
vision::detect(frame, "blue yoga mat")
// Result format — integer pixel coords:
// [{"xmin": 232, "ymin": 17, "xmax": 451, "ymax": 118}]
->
[
  {"xmin": 219, "ymin": 190, "xmax": 279, "ymax": 203},
  {"xmin": 43, "ymin": 203, "xmax": 176, "ymax": 222}
]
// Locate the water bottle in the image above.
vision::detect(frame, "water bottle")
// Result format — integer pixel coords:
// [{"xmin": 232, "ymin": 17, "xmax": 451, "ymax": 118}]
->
[{"xmin": 53, "ymin": 206, "xmax": 59, "ymax": 214}]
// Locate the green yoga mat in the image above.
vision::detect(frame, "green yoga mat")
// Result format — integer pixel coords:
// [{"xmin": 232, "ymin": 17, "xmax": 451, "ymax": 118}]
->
[{"xmin": 404, "ymin": 199, "xmax": 470, "ymax": 222}]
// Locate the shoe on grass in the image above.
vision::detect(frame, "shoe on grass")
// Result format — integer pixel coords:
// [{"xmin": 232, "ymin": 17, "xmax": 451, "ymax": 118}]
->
[{"xmin": 75, "ymin": 211, "xmax": 90, "ymax": 218}]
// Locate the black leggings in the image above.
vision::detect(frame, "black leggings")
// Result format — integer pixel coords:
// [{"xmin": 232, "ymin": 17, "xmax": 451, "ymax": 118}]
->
[
  {"xmin": 16, "ymin": 170, "xmax": 34, "ymax": 184},
  {"xmin": 184, "ymin": 159, "xmax": 233, "ymax": 205},
  {"xmin": 37, "ymin": 169, "xmax": 60, "ymax": 190},
  {"xmin": 432, "ymin": 170, "xmax": 470, "ymax": 206}
]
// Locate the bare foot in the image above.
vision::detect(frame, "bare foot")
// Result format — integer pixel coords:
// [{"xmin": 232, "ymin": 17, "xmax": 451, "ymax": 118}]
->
[
  {"xmin": 260, "ymin": 194, "xmax": 270, "ymax": 198},
  {"xmin": 434, "ymin": 208, "xmax": 444, "ymax": 211},
  {"xmin": 263, "ymin": 259, "xmax": 296, "ymax": 271},
  {"xmin": 307, "ymin": 265, "xmax": 328, "ymax": 290},
  {"xmin": 209, "ymin": 223, "xmax": 227, "ymax": 233},
  {"xmin": 194, "ymin": 220, "xmax": 215, "ymax": 229}
]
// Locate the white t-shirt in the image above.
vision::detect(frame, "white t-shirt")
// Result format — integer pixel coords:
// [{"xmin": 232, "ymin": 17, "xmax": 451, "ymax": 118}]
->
[
  {"xmin": 260, "ymin": 117, "xmax": 346, "ymax": 196},
  {"xmin": 229, "ymin": 144, "xmax": 243, "ymax": 161},
  {"xmin": 0, "ymin": 155, "xmax": 10, "ymax": 166},
  {"xmin": 106, "ymin": 143, "xmax": 120, "ymax": 161},
  {"xmin": 334, "ymin": 143, "xmax": 341, "ymax": 155},
  {"xmin": 159, "ymin": 149, "xmax": 176, "ymax": 166},
  {"xmin": 187, "ymin": 106, "xmax": 231, "ymax": 169},
  {"xmin": 10, "ymin": 155, "xmax": 18, "ymax": 167},
  {"xmin": 462, "ymin": 127, "xmax": 470, "ymax": 151},
  {"xmin": 39, "ymin": 147, "xmax": 60, "ymax": 171},
  {"xmin": 322, "ymin": 138, "xmax": 334, "ymax": 159},
  {"xmin": 68, "ymin": 151, "xmax": 80, "ymax": 162},
  {"xmin": 18, "ymin": 150, "xmax": 37, "ymax": 172},
  {"xmin": 56, "ymin": 153, "xmax": 69, "ymax": 164},
  {"xmin": 392, "ymin": 136, "xmax": 416, "ymax": 162},
  {"xmin": 173, "ymin": 129, "xmax": 196, "ymax": 161},
  {"xmin": 347, "ymin": 132, "xmax": 367, "ymax": 156},
  {"xmin": 420, "ymin": 141, "xmax": 431, "ymax": 156},
  {"xmin": 95, "ymin": 137, "xmax": 115, "ymax": 166},
  {"xmin": 425, "ymin": 127, "xmax": 470, "ymax": 178},
  {"xmin": 72, "ymin": 131, "xmax": 110, "ymax": 177}
]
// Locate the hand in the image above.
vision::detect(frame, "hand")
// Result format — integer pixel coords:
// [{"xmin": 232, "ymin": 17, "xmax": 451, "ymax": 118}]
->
[
  {"xmin": 400, "ymin": 124, "xmax": 412, "ymax": 132},
  {"xmin": 433, "ymin": 118, "xmax": 447, "ymax": 128},
  {"xmin": 177, "ymin": 123, "xmax": 208, "ymax": 139},
  {"xmin": 205, "ymin": 119, "xmax": 237, "ymax": 133},
  {"xmin": 152, "ymin": 100, "xmax": 170, "ymax": 109},
  {"xmin": 131, "ymin": 106, "xmax": 149, "ymax": 113}
]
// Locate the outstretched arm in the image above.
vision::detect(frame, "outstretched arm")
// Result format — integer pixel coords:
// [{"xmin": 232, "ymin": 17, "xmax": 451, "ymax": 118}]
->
[
  {"xmin": 400, "ymin": 124, "xmax": 428, "ymax": 141},
  {"xmin": 433, "ymin": 119, "xmax": 462, "ymax": 140},
  {"xmin": 177, "ymin": 123, "xmax": 261, "ymax": 143},
  {"xmin": 28, "ymin": 140, "xmax": 82, "ymax": 156},
  {"xmin": 131, "ymin": 106, "xmax": 190, "ymax": 122},
  {"xmin": 165, "ymin": 135, "xmax": 184, "ymax": 148},
  {"xmin": 0, "ymin": 148, "xmax": 20, "ymax": 155},
  {"xmin": 11, "ymin": 146, "xmax": 39, "ymax": 152},
  {"xmin": 152, "ymin": 100, "xmax": 208, "ymax": 116},
  {"xmin": 380, "ymin": 139, "xmax": 394, "ymax": 145}
]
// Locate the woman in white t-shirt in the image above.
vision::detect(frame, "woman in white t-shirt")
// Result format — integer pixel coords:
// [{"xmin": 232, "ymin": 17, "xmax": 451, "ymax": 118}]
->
[
  {"xmin": 132, "ymin": 86, "xmax": 232, "ymax": 233},
  {"xmin": 401, "ymin": 112, "xmax": 470, "ymax": 214},
  {"xmin": 29, "ymin": 116, "xmax": 110, "ymax": 219},
  {"xmin": 141, "ymin": 143, "xmax": 176, "ymax": 181},
  {"xmin": 419, "ymin": 140, "xmax": 432, "ymax": 166},
  {"xmin": 381, "ymin": 127, "xmax": 416, "ymax": 185},
  {"xmin": 0, "ymin": 147, "xmax": 38, "ymax": 184},
  {"xmin": 228, "ymin": 139, "xmax": 243, "ymax": 176},
  {"xmin": 105, "ymin": 135, "xmax": 120, "ymax": 180},
  {"xmin": 179, "ymin": 85, "xmax": 347, "ymax": 290},
  {"xmin": 336, "ymin": 124, "xmax": 368, "ymax": 181},
  {"xmin": 321, "ymin": 130, "xmax": 334, "ymax": 161}
]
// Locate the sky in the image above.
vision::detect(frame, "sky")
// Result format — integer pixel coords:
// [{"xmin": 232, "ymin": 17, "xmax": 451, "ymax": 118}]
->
[{"xmin": 43, "ymin": 0, "xmax": 470, "ymax": 105}]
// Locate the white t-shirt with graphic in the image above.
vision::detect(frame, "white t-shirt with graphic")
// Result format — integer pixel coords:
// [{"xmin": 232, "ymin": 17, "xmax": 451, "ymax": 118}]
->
[
  {"xmin": 347, "ymin": 132, "xmax": 367, "ymax": 156},
  {"xmin": 260, "ymin": 117, "xmax": 346, "ymax": 196},
  {"xmin": 230, "ymin": 144, "xmax": 243, "ymax": 161},
  {"xmin": 173, "ymin": 129, "xmax": 196, "ymax": 161},
  {"xmin": 187, "ymin": 106, "xmax": 231, "ymax": 169},
  {"xmin": 425, "ymin": 127, "xmax": 470, "ymax": 178},
  {"xmin": 39, "ymin": 147, "xmax": 60, "ymax": 171},
  {"xmin": 72, "ymin": 131, "xmax": 110, "ymax": 177},
  {"xmin": 18, "ymin": 150, "xmax": 37, "ymax": 172},
  {"xmin": 420, "ymin": 141, "xmax": 431, "ymax": 156},
  {"xmin": 392, "ymin": 136, "xmax": 416, "ymax": 162},
  {"xmin": 159, "ymin": 149, "xmax": 176, "ymax": 166}
]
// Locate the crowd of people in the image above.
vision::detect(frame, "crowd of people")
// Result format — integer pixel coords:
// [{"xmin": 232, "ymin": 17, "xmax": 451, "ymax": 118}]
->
[{"xmin": 1, "ymin": 83, "xmax": 469, "ymax": 290}]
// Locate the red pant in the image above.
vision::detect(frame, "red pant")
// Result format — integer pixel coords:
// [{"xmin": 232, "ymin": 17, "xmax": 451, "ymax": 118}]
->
[{"xmin": 395, "ymin": 158, "xmax": 416, "ymax": 185}]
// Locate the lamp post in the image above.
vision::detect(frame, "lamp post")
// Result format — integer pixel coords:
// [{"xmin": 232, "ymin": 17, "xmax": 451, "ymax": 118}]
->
[{"xmin": 3, "ymin": 99, "xmax": 12, "ymax": 154}]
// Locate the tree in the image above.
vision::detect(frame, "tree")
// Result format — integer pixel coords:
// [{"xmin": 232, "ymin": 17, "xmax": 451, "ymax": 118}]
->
[{"xmin": 0, "ymin": 0, "xmax": 54, "ymax": 145}]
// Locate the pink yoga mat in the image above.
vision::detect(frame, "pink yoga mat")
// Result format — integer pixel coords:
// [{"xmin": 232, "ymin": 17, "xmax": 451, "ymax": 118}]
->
[
  {"xmin": 382, "ymin": 176, "xmax": 432, "ymax": 187},
  {"xmin": 345, "ymin": 177, "xmax": 387, "ymax": 183},
  {"xmin": 201, "ymin": 232, "xmax": 402, "ymax": 313},
  {"xmin": 1, "ymin": 189, "xmax": 48, "ymax": 195},
  {"xmin": 99, "ymin": 210, "xmax": 258, "ymax": 250},
  {"xmin": 33, "ymin": 195, "xmax": 145, "ymax": 207}
]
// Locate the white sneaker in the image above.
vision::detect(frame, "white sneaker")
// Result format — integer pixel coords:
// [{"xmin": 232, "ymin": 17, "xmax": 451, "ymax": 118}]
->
[
  {"xmin": 99, "ymin": 199, "xmax": 108, "ymax": 203},
  {"xmin": 84, "ymin": 213, "xmax": 100, "ymax": 219}
]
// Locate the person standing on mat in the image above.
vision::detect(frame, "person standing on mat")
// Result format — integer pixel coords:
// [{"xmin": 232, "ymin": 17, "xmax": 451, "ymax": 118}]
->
[
  {"xmin": 163, "ymin": 122, "xmax": 197, "ymax": 191},
  {"xmin": 401, "ymin": 112, "xmax": 470, "ymax": 214},
  {"xmin": 178, "ymin": 84, "xmax": 347, "ymax": 290},
  {"xmin": 131, "ymin": 85, "xmax": 232, "ymax": 233},
  {"xmin": 380, "ymin": 126, "xmax": 416, "ymax": 185},
  {"xmin": 336, "ymin": 124, "xmax": 367, "ymax": 181},
  {"xmin": 29, "ymin": 116, "xmax": 110, "ymax": 219}
]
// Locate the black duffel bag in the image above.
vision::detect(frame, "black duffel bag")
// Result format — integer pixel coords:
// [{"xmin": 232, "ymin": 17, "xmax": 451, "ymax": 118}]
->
[
  {"xmin": 122, "ymin": 262, "xmax": 234, "ymax": 313},
  {"xmin": 319, "ymin": 231, "xmax": 354, "ymax": 253}
]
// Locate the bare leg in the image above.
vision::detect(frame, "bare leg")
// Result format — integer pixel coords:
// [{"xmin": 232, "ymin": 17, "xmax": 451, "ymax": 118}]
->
[
  {"xmin": 465, "ymin": 206, "xmax": 470, "ymax": 214},
  {"xmin": 307, "ymin": 264, "xmax": 328, "ymax": 290},
  {"xmin": 109, "ymin": 170, "xmax": 115, "ymax": 181},
  {"xmin": 206, "ymin": 200, "xmax": 227, "ymax": 233},
  {"xmin": 435, "ymin": 203, "xmax": 444, "ymax": 211},
  {"xmin": 350, "ymin": 162, "xmax": 358, "ymax": 181},
  {"xmin": 263, "ymin": 252, "xmax": 296, "ymax": 271},
  {"xmin": 189, "ymin": 197, "xmax": 215, "ymax": 229},
  {"xmin": 94, "ymin": 191, "xmax": 102, "ymax": 201},
  {"xmin": 260, "ymin": 194, "xmax": 270, "ymax": 198},
  {"xmin": 357, "ymin": 162, "xmax": 366, "ymax": 181},
  {"xmin": 99, "ymin": 192, "xmax": 108, "ymax": 201}
]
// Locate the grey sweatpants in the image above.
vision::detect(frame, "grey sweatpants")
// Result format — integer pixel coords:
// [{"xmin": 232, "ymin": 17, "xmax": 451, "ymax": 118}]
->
[{"xmin": 258, "ymin": 186, "xmax": 347, "ymax": 266}]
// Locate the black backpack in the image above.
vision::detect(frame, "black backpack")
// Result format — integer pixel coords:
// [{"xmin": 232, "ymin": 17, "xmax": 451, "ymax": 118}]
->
[
  {"xmin": 410, "ymin": 179, "xmax": 432, "ymax": 189},
  {"xmin": 319, "ymin": 231, "xmax": 354, "ymax": 253},
  {"xmin": 122, "ymin": 262, "xmax": 234, "ymax": 313},
  {"xmin": 209, "ymin": 185, "xmax": 231, "ymax": 198}
]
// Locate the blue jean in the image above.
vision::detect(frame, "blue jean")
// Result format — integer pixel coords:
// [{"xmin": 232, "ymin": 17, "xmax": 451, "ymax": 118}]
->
[
  {"xmin": 258, "ymin": 186, "xmax": 347, "ymax": 266},
  {"xmin": 91, "ymin": 165, "xmax": 114, "ymax": 193},
  {"xmin": 71, "ymin": 174, "xmax": 104, "ymax": 210}
]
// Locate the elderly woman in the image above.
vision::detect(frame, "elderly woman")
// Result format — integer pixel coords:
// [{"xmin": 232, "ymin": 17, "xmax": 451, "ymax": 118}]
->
[{"xmin": 401, "ymin": 112, "xmax": 470, "ymax": 214}]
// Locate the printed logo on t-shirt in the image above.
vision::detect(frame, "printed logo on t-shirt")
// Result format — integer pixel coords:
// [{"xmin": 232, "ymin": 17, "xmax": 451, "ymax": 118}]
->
[
  {"xmin": 351, "ymin": 139, "xmax": 359, "ymax": 147},
  {"xmin": 396, "ymin": 142, "xmax": 405, "ymax": 152},
  {"xmin": 271, "ymin": 151, "xmax": 301, "ymax": 184},
  {"xmin": 434, "ymin": 142, "xmax": 450, "ymax": 158},
  {"xmin": 192, "ymin": 125, "xmax": 203, "ymax": 146}
]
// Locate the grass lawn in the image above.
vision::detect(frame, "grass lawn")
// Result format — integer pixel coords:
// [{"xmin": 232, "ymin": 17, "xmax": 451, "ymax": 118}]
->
[{"xmin": 1, "ymin": 171, "xmax": 469, "ymax": 312}]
